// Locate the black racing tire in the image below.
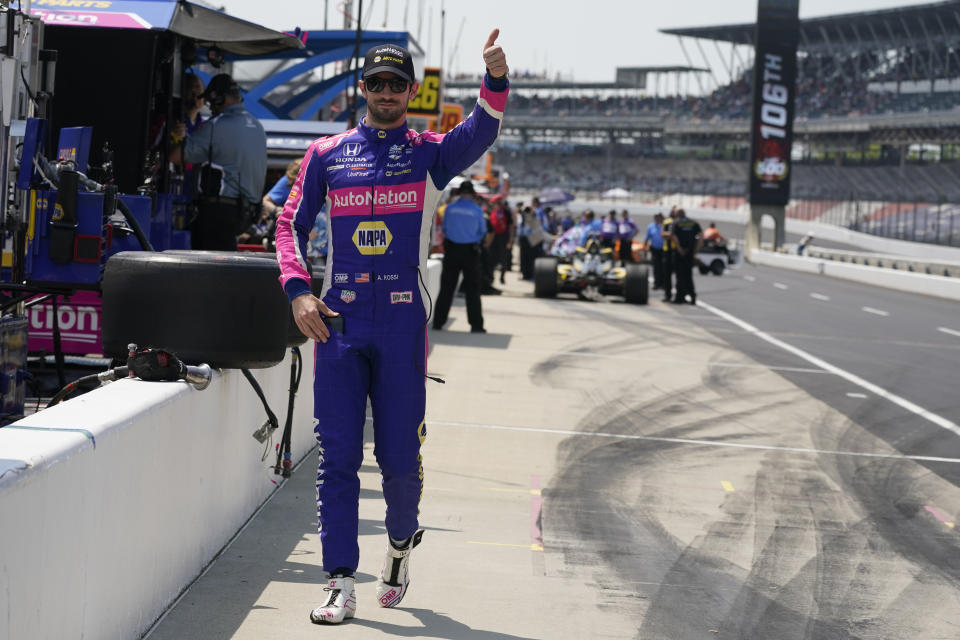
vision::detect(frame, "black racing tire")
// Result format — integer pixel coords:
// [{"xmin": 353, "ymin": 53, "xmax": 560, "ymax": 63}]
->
[
  {"xmin": 161, "ymin": 250, "xmax": 325, "ymax": 346},
  {"xmin": 102, "ymin": 251, "xmax": 290, "ymax": 368},
  {"xmin": 534, "ymin": 257, "xmax": 559, "ymax": 298},
  {"xmin": 710, "ymin": 259, "xmax": 725, "ymax": 276},
  {"xmin": 624, "ymin": 264, "xmax": 649, "ymax": 305}
]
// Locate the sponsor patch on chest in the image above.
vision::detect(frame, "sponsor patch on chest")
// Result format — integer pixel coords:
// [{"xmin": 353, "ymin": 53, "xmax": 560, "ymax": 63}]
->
[
  {"xmin": 328, "ymin": 181, "xmax": 426, "ymax": 217},
  {"xmin": 352, "ymin": 220, "xmax": 393, "ymax": 255}
]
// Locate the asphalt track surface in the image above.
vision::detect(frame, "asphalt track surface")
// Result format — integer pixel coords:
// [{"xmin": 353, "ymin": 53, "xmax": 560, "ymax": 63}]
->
[
  {"xmin": 546, "ymin": 265, "xmax": 960, "ymax": 639},
  {"xmin": 148, "ymin": 257, "xmax": 960, "ymax": 640}
]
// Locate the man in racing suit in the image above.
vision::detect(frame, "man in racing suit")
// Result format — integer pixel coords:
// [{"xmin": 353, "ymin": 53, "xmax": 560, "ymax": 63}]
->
[{"xmin": 275, "ymin": 33, "xmax": 509, "ymax": 624}]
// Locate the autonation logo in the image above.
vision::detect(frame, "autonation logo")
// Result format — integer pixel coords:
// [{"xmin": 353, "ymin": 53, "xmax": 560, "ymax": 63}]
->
[{"xmin": 332, "ymin": 189, "xmax": 419, "ymax": 210}]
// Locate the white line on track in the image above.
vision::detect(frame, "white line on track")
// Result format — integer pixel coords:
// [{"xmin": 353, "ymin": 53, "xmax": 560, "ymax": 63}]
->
[
  {"xmin": 695, "ymin": 300, "xmax": 960, "ymax": 438},
  {"xmin": 938, "ymin": 327, "xmax": 960, "ymax": 338},
  {"xmin": 431, "ymin": 420, "xmax": 960, "ymax": 465},
  {"xmin": 743, "ymin": 275, "xmax": 756, "ymax": 282},
  {"xmin": 810, "ymin": 293, "xmax": 831, "ymax": 301},
  {"xmin": 847, "ymin": 392, "xmax": 868, "ymax": 399},
  {"xmin": 862, "ymin": 306, "xmax": 890, "ymax": 317},
  {"xmin": 774, "ymin": 282, "xmax": 789, "ymax": 290}
]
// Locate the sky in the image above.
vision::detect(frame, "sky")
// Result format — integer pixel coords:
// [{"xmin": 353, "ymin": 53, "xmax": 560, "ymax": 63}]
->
[{"xmin": 218, "ymin": 0, "xmax": 938, "ymax": 87}]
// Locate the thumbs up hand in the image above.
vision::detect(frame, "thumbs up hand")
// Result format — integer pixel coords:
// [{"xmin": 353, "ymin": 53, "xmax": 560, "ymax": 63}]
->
[{"xmin": 482, "ymin": 29, "xmax": 508, "ymax": 79}]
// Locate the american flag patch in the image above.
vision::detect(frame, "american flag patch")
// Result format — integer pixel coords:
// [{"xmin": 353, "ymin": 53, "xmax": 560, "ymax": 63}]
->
[{"xmin": 355, "ymin": 272, "xmax": 370, "ymax": 283}]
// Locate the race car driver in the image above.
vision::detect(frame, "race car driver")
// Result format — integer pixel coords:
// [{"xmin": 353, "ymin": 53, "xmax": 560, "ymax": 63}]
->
[{"xmin": 275, "ymin": 32, "xmax": 509, "ymax": 624}]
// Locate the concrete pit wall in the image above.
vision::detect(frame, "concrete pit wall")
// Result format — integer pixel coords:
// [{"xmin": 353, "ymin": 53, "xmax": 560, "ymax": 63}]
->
[{"xmin": 0, "ymin": 259, "xmax": 442, "ymax": 639}]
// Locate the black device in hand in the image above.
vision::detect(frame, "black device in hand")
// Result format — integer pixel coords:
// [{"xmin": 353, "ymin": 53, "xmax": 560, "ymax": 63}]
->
[{"xmin": 323, "ymin": 315, "xmax": 345, "ymax": 334}]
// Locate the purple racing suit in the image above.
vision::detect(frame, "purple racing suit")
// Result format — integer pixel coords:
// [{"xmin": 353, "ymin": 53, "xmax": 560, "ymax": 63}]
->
[{"xmin": 275, "ymin": 73, "xmax": 508, "ymax": 573}]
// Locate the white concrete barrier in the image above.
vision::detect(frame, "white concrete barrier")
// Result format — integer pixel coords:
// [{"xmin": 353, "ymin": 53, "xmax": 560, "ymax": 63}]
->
[
  {"xmin": 0, "ymin": 349, "xmax": 317, "ymax": 640},
  {"xmin": 0, "ymin": 260, "xmax": 442, "ymax": 640},
  {"xmin": 749, "ymin": 249, "xmax": 960, "ymax": 302}
]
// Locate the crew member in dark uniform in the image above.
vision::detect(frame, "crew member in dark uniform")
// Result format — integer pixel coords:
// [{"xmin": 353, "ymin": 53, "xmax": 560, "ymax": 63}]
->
[
  {"xmin": 172, "ymin": 73, "xmax": 266, "ymax": 250},
  {"xmin": 668, "ymin": 208, "xmax": 703, "ymax": 305},
  {"xmin": 432, "ymin": 181, "xmax": 491, "ymax": 332},
  {"xmin": 661, "ymin": 207, "xmax": 676, "ymax": 302}
]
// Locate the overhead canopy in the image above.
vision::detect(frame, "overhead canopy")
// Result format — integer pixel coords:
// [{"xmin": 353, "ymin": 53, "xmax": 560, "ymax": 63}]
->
[
  {"xmin": 239, "ymin": 29, "xmax": 421, "ymax": 61},
  {"xmin": 660, "ymin": 1, "xmax": 960, "ymax": 49},
  {"xmin": 230, "ymin": 30, "xmax": 420, "ymax": 121},
  {"xmin": 27, "ymin": 0, "xmax": 303, "ymax": 55}
]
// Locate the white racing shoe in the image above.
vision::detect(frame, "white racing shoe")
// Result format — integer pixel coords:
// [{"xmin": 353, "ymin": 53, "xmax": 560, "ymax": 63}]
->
[
  {"xmin": 309, "ymin": 575, "xmax": 357, "ymax": 624},
  {"xmin": 376, "ymin": 529, "xmax": 425, "ymax": 608}
]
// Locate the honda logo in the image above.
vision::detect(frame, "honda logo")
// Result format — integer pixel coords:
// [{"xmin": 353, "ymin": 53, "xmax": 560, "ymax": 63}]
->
[{"xmin": 343, "ymin": 142, "xmax": 361, "ymax": 157}]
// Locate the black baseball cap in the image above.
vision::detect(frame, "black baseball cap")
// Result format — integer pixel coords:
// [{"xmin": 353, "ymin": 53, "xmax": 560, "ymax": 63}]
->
[
  {"xmin": 362, "ymin": 44, "xmax": 415, "ymax": 83},
  {"xmin": 458, "ymin": 181, "xmax": 475, "ymax": 195},
  {"xmin": 202, "ymin": 73, "xmax": 237, "ymax": 99}
]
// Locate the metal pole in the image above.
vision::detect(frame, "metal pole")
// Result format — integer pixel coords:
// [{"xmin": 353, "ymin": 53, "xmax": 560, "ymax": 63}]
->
[
  {"xmin": 936, "ymin": 202, "xmax": 942, "ymax": 245},
  {"xmin": 349, "ymin": 0, "xmax": 364, "ymax": 128}
]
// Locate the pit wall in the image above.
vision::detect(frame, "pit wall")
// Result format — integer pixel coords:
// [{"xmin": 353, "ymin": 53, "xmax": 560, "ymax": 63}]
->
[
  {"xmin": 0, "ymin": 259, "xmax": 442, "ymax": 640},
  {"xmin": 0, "ymin": 350, "xmax": 317, "ymax": 640},
  {"xmin": 748, "ymin": 249, "xmax": 960, "ymax": 302}
]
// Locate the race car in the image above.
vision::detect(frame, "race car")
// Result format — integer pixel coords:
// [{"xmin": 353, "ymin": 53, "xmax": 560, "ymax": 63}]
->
[{"xmin": 534, "ymin": 234, "xmax": 649, "ymax": 304}]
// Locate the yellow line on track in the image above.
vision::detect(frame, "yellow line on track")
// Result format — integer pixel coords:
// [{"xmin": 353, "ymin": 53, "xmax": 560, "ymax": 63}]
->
[
  {"xmin": 468, "ymin": 541, "xmax": 543, "ymax": 551},
  {"xmin": 482, "ymin": 487, "xmax": 542, "ymax": 495}
]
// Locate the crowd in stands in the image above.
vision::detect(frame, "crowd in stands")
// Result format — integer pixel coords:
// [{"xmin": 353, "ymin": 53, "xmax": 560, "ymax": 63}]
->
[
  {"xmin": 450, "ymin": 50, "xmax": 960, "ymax": 121},
  {"xmin": 496, "ymin": 152, "xmax": 960, "ymax": 204},
  {"xmin": 450, "ymin": 69, "xmax": 551, "ymax": 82}
]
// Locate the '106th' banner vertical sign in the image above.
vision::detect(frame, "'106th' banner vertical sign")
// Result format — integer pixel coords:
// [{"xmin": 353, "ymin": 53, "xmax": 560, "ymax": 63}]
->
[{"xmin": 748, "ymin": 0, "xmax": 799, "ymax": 206}]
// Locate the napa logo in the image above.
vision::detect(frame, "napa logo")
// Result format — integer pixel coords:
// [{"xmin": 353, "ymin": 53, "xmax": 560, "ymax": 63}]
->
[{"xmin": 352, "ymin": 220, "xmax": 393, "ymax": 255}]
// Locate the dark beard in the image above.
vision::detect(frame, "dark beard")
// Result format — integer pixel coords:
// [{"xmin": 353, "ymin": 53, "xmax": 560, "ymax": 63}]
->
[{"xmin": 365, "ymin": 100, "xmax": 406, "ymax": 126}]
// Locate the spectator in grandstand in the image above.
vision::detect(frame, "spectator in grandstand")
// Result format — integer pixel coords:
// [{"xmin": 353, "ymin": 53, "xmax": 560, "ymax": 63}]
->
[
  {"xmin": 644, "ymin": 213, "xmax": 665, "ymax": 289},
  {"xmin": 618, "ymin": 210, "xmax": 638, "ymax": 265},
  {"xmin": 668, "ymin": 208, "xmax": 703, "ymax": 305}
]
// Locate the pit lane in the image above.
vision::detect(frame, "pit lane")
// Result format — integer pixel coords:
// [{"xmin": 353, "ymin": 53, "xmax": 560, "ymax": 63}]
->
[{"xmin": 148, "ymin": 259, "xmax": 960, "ymax": 639}]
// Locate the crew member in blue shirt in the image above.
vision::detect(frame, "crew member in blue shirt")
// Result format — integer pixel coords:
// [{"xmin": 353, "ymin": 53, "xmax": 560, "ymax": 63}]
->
[
  {"xmin": 644, "ymin": 212, "xmax": 665, "ymax": 290},
  {"xmin": 432, "ymin": 181, "xmax": 491, "ymax": 333}
]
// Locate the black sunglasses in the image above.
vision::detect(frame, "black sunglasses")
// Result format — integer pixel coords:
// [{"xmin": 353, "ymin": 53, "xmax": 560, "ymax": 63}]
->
[{"xmin": 365, "ymin": 77, "xmax": 410, "ymax": 94}]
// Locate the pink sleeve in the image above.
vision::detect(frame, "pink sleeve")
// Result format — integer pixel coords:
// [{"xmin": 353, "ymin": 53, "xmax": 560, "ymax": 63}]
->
[{"xmin": 275, "ymin": 144, "xmax": 323, "ymax": 293}]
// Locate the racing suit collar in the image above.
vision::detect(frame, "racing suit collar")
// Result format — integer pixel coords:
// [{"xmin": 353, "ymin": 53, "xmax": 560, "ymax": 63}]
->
[{"xmin": 358, "ymin": 118, "xmax": 409, "ymax": 143}]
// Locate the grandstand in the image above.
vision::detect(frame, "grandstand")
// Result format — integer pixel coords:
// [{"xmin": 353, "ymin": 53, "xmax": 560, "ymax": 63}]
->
[{"xmin": 446, "ymin": 1, "xmax": 960, "ymax": 246}]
